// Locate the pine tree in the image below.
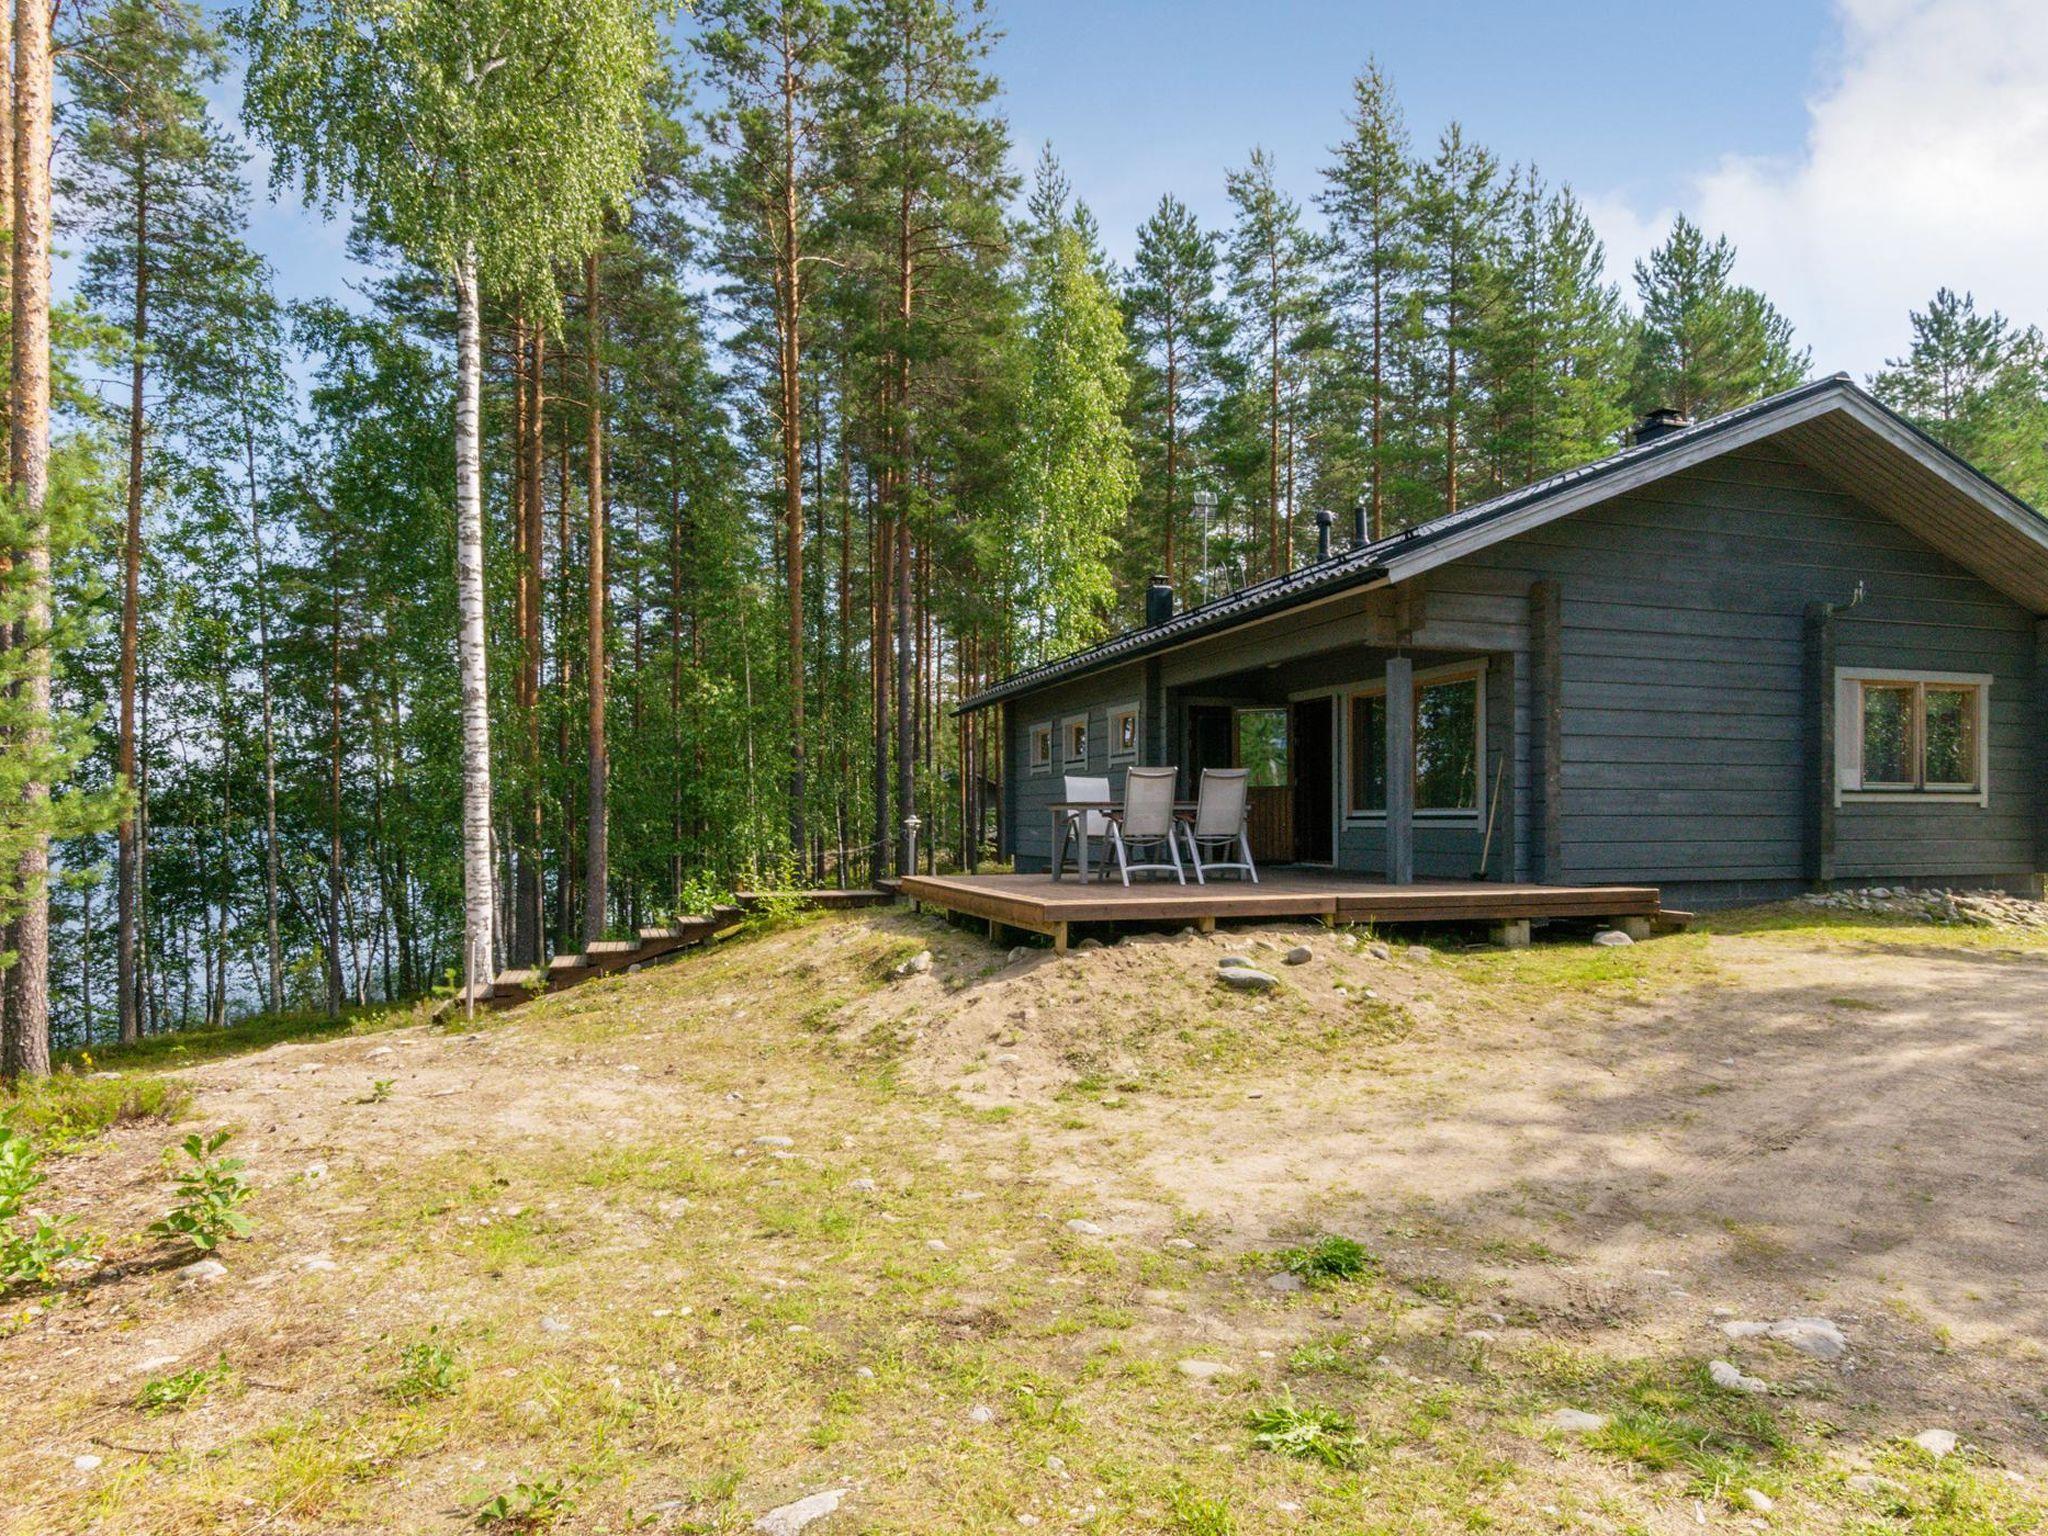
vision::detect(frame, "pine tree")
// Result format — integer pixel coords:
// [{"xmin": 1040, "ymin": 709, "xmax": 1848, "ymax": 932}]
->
[
  {"xmin": 1871, "ymin": 288, "xmax": 2048, "ymax": 503},
  {"xmin": 1223, "ymin": 148, "xmax": 1328, "ymax": 575},
  {"xmin": 697, "ymin": 0, "xmax": 847, "ymax": 873},
  {"xmin": 1124, "ymin": 194, "xmax": 1227, "ymax": 596},
  {"xmin": 1408, "ymin": 122, "xmax": 1508, "ymax": 520},
  {"xmin": 1320, "ymin": 57, "xmax": 1415, "ymax": 539},
  {"xmin": 1630, "ymin": 214, "xmax": 1808, "ymax": 419},
  {"xmin": 61, "ymin": 0, "xmax": 253, "ymax": 1044}
]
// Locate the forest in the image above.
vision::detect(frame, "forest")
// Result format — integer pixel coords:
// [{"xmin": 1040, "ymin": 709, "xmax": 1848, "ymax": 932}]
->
[{"xmin": 1, "ymin": 0, "xmax": 2045, "ymax": 1071}]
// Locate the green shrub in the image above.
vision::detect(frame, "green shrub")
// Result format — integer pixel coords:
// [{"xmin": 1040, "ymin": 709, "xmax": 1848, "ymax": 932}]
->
[
  {"xmin": 1273, "ymin": 1234, "xmax": 1376, "ymax": 1284},
  {"xmin": 2, "ymin": 1073, "xmax": 189, "ymax": 1147},
  {"xmin": 473, "ymin": 1477, "xmax": 570, "ymax": 1530},
  {"xmin": 149, "ymin": 1130, "xmax": 254, "ymax": 1253},
  {"xmin": 0, "ymin": 1114, "xmax": 89, "ymax": 1289},
  {"xmin": 392, "ymin": 1333, "xmax": 466, "ymax": 1401},
  {"xmin": 1247, "ymin": 1393, "xmax": 1366, "ymax": 1468}
]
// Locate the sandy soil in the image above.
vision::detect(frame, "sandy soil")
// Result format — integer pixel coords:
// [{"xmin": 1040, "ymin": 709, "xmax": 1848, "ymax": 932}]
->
[{"xmin": 7, "ymin": 908, "xmax": 2046, "ymax": 1531}]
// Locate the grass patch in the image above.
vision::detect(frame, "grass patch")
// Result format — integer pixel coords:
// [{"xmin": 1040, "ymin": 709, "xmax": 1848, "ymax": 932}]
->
[
  {"xmin": 0, "ymin": 1072, "xmax": 190, "ymax": 1147},
  {"xmin": 137, "ymin": 1357, "xmax": 233, "ymax": 1415},
  {"xmin": 1270, "ymin": 1235, "xmax": 1377, "ymax": 1285},
  {"xmin": 54, "ymin": 1000, "xmax": 424, "ymax": 1075}
]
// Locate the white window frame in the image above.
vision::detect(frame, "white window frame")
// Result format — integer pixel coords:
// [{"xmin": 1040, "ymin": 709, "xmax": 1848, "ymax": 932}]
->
[
  {"xmin": 1027, "ymin": 720, "xmax": 1054, "ymax": 774},
  {"xmin": 1342, "ymin": 660, "xmax": 1488, "ymax": 824},
  {"xmin": 1835, "ymin": 667, "xmax": 1991, "ymax": 807},
  {"xmin": 1060, "ymin": 712, "xmax": 1090, "ymax": 767},
  {"xmin": 1107, "ymin": 700, "xmax": 1141, "ymax": 762}
]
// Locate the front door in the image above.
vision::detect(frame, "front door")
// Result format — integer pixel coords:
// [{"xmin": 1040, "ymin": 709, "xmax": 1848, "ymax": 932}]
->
[
  {"xmin": 1185, "ymin": 705, "xmax": 1234, "ymax": 795},
  {"xmin": 1290, "ymin": 696, "xmax": 1335, "ymax": 863}
]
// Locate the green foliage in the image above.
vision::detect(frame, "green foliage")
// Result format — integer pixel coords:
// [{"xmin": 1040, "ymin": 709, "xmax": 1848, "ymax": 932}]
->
[
  {"xmin": 1872, "ymin": 286, "xmax": 2048, "ymax": 505},
  {"xmin": 1165, "ymin": 1483, "xmax": 1237, "ymax": 1535},
  {"xmin": 1630, "ymin": 213, "xmax": 1809, "ymax": 418},
  {"xmin": 149, "ymin": 1129, "xmax": 254, "ymax": 1253},
  {"xmin": 392, "ymin": 1332, "xmax": 466, "ymax": 1401},
  {"xmin": 360, "ymin": 1079, "xmax": 395, "ymax": 1104},
  {"xmin": 1246, "ymin": 1393, "xmax": 1366, "ymax": 1468},
  {"xmin": 2, "ymin": 1073, "xmax": 189, "ymax": 1147},
  {"xmin": 1273, "ymin": 1234, "xmax": 1376, "ymax": 1284},
  {"xmin": 472, "ymin": 1477, "xmax": 571, "ymax": 1531},
  {"xmin": 137, "ymin": 1356, "xmax": 233, "ymax": 1414},
  {"xmin": 0, "ymin": 1114, "xmax": 91, "ymax": 1289}
]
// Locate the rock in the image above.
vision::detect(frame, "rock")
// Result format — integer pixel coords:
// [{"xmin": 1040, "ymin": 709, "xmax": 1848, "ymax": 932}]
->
[
  {"xmin": 299, "ymin": 1253, "xmax": 339, "ymax": 1273},
  {"xmin": 1720, "ymin": 1315, "xmax": 1848, "ymax": 1360},
  {"xmin": 1912, "ymin": 1428, "xmax": 1958, "ymax": 1459},
  {"xmin": 1592, "ymin": 929, "xmax": 1634, "ymax": 947},
  {"xmin": 1007, "ymin": 946, "xmax": 1032, "ymax": 964},
  {"xmin": 1218, "ymin": 966, "xmax": 1278, "ymax": 991},
  {"xmin": 925, "ymin": 1239, "xmax": 948, "ymax": 1252},
  {"xmin": 1177, "ymin": 1358, "xmax": 1234, "ymax": 1382},
  {"xmin": 1164, "ymin": 1237, "xmax": 1197, "ymax": 1251},
  {"xmin": 753, "ymin": 1135, "xmax": 795, "ymax": 1149},
  {"xmin": 1076, "ymin": 938, "xmax": 1103, "ymax": 952},
  {"xmin": 754, "ymin": 1489, "xmax": 849, "ymax": 1536},
  {"xmin": 967, "ymin": 1403, "xmax": 995, "ymax": 1425},
  {"xmin": 1846, "ymin": 1473, "xmax": 1887, "ymax": 1495},
  {"xmin": 1283, "ymin": 945, "xmax": 1313, "ymax": 966},
  {"xmin": 365, "ymin": 1045, "xmax": 395, "ymax": 1059},
  {"xmin": 1216, "ymin": 954, "xmax": 1256, "ymax": 968},
  {"xmin": 177, "ymin": 1258, "xmax": 228, "ymax": 1286},
  {"xmin": 1264, "ymin": 1272, "xmax": 1305, "ymax": 1293},
  {"xmin": 892, "ymin": 950, "xmax": 932, "ymax": 978},
  {"xmin": 1065, "ymin": 1219, "xmax": 1105, "ymax": 1236},
  {"xmin": 1743, "ymin": 1488, "xmax": 1775, "ymax": 1514},
  {"xmin": 1463, "ymin": 1329, "xmax": 1497, "ymax": 1343},
  {"xmin": 1368, "ymin": 943, "xmax": 1392, "ymax": 961},
  {"xmin": 1404, "ymin": 945, "xmax": 1433, "ymax": 962},
  {"xmin": 855, "ymin": 1365, "xmax": 874, "ymax": 1380},
  {"xmin": 73, "ymin": 1454, "xmax": 102, "ymax": 1472},
  {"xmin": 1544, "ymin": 1408, "xmax": 1610, "ymax": 1434},
  {"xmin": 539, "ymin": 1316, "xmax": 572, "ymax": 1337},
  {"xmin": 1709, "ymin": 1359, "xmax": 1770, "ymax": 1394},
  {"xmin": 848, "ymin": 1177, "xmax": 877, "ymax": 1193}
]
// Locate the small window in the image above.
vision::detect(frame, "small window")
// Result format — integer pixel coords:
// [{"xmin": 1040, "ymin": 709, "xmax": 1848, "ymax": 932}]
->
[
  {"xmin": 1108, "ymin": 702, "xmax": 1140, "ymax": 761},
  {"xmin": 1028, "ymin": 721, "xmax": 1053, "ymax": 772},
  {"xmin": 1346, "ymin": 665, "xmax": 1484, "ymax": 817},
  {"xmin": 1840, "ymin": 671, "xmax": 1988, "ymax": 799},
  {"xmin": 1062, "ymin": 714, "xmax": 1089, "ymax": 765}
]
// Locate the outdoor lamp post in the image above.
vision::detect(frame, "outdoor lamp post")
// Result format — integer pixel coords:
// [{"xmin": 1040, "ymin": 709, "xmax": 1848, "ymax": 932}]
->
[{"xmin": 903, "ymin": 813, "xmax": 922, "ymax": 875}]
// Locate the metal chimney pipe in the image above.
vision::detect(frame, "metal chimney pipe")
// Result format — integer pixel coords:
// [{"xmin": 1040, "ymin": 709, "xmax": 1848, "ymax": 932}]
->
[
  {"xmin": 1315, "ymin": 509, "xmax": 1334, "ymax": 562},
  {"xmin": 1352, "ymin": 494, "xmax": 1368, "ymax": 548}
]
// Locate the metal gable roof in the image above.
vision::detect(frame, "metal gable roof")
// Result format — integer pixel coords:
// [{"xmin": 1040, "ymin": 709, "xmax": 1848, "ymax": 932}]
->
[{"xmin": 958, "ymin": 375, "xmax": 2048, "ymax": 713}]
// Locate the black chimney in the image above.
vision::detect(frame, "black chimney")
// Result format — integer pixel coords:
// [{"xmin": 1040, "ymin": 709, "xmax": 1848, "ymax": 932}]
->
[
  {"xmin": 1144, "ymin": 574, "xmax": 1173, "ymax": 627},
  {"xmin": 1632, "ymin": 406, "xmax": 1692, "ymax": 446},
  {"xmin": 1352, "ymin": 495, "xmax": 1368, "ymax": 549},
  {"xmin": 1315, "ymin": 509, "xmax": 1334, "ymax": 562}
]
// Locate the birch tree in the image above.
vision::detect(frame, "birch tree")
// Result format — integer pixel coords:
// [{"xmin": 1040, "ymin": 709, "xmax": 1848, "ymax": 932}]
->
[{"xmin": 237, "ymin": 0, "xmax": 664, "ymax": 1003}]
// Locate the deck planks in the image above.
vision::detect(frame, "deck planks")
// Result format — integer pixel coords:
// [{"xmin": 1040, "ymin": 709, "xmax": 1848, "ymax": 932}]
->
[{"xmin": 897, "ymin": 869, "xmax": 1661, "ymax": 934}]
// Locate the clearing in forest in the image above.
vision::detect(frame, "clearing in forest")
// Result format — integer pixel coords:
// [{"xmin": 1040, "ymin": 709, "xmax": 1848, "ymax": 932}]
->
[{"xmin": 4, "ymin": 901, "xmax": 2046, "ymax": 1535}]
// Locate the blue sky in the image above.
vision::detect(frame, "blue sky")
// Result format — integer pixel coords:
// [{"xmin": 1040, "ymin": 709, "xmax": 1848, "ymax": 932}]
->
[{"xmin": 161, "ymin": 0, "xmax": 2048, "ymax": 383}]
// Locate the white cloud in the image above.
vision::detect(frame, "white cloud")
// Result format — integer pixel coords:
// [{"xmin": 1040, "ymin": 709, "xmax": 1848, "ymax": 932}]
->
[{"xmin": 1589, "ymin": 0, "xmax": 2048, "ymax": 378}]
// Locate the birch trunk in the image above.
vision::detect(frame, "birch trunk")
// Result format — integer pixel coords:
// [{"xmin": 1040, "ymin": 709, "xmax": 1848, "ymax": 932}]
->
[
  {"xmin": 4, "ymin": 0, "xmax": 53, "ymax": 1079},
  {"xmin": 453, "ymin": 248, "xmax": 497, "ymax": 1006}
]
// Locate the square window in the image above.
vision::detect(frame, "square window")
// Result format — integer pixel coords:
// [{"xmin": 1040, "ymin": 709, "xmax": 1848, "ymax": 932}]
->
[{"xmin": 1840, "ymin": 672, "xmax": 1988, "ymax": 799}]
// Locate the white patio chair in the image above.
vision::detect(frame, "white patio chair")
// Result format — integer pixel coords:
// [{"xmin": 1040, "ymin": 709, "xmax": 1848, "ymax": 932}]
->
[
  {"xmin": 1055, "ymin": 774, "xmax": 1114, "ymax": 879},
  {"xmin": 1182, "ymin": 767, "xmax": 1257, "ymax": 884},
  {"xmin": 1105, "ymin": 767, "xmax": 1185, "ymax": 886}
]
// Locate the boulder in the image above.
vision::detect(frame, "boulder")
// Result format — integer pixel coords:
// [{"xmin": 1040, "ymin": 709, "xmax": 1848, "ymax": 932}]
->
[
  {"xmin": 1709, "ymin": 1358, "xmax": 1770, "ymax": 1394},
  {"xmin": 1283, "ymin": 945, "xmax": 1313, "ymax": 966},
  {"xmin": 1912, "ymin": 1428, "xmax": 1958, "ymax": 1459},
  {"xmin": 1592, "ymin": 929, "xmax": 1634, "ymax": 947},
  {"xmin": 1218, "ymin": 966, "xmax": 1278, "ymax": 991},
  {"xmin": 1543, "ymin": 1408, "xmax": 1609, "ymax": 1434}
]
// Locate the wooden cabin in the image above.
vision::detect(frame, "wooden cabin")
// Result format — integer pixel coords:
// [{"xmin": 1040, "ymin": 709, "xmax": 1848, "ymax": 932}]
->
[{"xmin": 959, "ymin": 377, "xmax": 2048, "ymax": 911}]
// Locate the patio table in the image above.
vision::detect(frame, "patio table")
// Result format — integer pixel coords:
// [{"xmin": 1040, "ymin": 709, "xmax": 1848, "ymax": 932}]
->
[{"xmin": 1048, "ymin": 799, "xmax": 1198, "ymax": 882}]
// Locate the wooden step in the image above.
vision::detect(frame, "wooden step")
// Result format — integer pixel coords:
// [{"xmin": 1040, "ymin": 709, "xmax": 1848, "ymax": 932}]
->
[
  {"xmin": 735, "ymin": 887, "xmax": 898, "ymax": 912},
  {"xmin": 583, "ymin": 939, "xmax": 642, "ymax": 956}
]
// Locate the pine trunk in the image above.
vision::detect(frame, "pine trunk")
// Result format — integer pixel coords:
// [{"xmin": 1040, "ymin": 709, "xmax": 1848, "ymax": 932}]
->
[
  {"xmin": 583, "ymin": 250, "xmax": 608, "ymax": 945},
  {"xmin": 4, "ymin": 0, "xmax": 53, "ymax": 1079},
  {"xmin": 244, "ymin": 413, "xmax": 284, "ymax": 1013}
]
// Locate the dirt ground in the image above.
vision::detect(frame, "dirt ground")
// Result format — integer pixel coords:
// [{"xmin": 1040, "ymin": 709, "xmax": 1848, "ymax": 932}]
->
[{"xmin": 6, "ymin": 905, "xmax": 2046, "ymax": 1533}]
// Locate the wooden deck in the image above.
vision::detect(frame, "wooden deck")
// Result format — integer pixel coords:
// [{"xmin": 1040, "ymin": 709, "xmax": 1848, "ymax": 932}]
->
[{"xmin": 896, "ymin": 870, "xmax": 1663, "ymax": 950}]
